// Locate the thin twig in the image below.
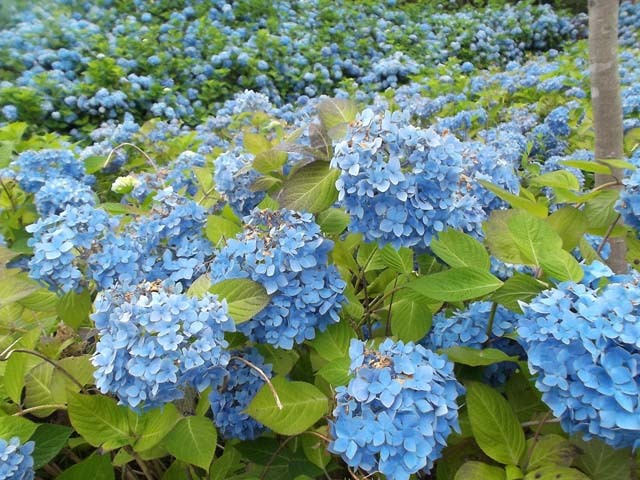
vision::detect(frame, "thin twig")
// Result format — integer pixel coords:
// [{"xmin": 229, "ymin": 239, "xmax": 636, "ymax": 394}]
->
[
  {"xmin": 597, "ymin": 213, "xmax": 622, "ymax": 255},
  {"xmin": 0, "ymin": 348, "xmax": 85, "ymax": 392},
  {"xmin": 385, "ymin": 275, "xmax": 399, "ymax": 336},
  {"xmin": 231, "ymin": 355, "xmax": 282, "ymax": 409},
  {"xmin": 0, "ymin": 178, "xmax": 18, "ymax": 211},
  {"xmin": 260, "ymin": 436, "xmax": 296, "ymax": 480},
  {"xmin": 523, "ymin": 411, "xmax": 553, "ymax": 470},
  {"xmin": 104, "ymin": 142, "xmax": 160, "ymax": 171},
  {"xmin": 484, "ymin": 302, "xmax": 498, "ymax": 344},
  {"xmin": 127, "ymin": 448, "xmax": 154, "ymax": 480},
  {"xmin": 13, "ymin": 404, "xmax": 67, "ymax": 416}
]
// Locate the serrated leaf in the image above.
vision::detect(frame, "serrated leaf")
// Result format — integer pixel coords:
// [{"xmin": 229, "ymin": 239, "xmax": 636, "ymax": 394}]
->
[
  {"xmin": 539, "ymin": 249, "xmax": 584, "ymax": 282},
  {"xmin": 246, "ymin": 376, "xmax": 328, "ymax": 435},
  {"xmin": 316, "ymin": 208, "xmax": 350, "ymax": 235},
  {"xmin": 301, "ymin": 431, "xmax": 331, "ymax": 469},
  {"xmin": 84, "ymin": 156, "xmax": 106, "ymax": 174},
  {"xmin": 187, "ymin": 274, "xmax": 211, "ymax": 298},
  {"xmin": 206, "ymin": 215, "xmax": 242, "ymax": 246},
  {"xmin": 390, "ymin": 293, "xmax": 432, "ymax": 342},
  {"xmin": 309, "ymin": 321, "xmax": 356, "ymax": 361},
  {"xmin": 490, "ymin": 273, "xmax": 547, "ymax": 313},
  {"xmin": 56, "ymin": 290, "xmax": 92, "ymax": 329},
  {"xmin": 573, "ymin": 437, "xmax": 631, "ymax": 480},
  {"xmin": 256, "ymin": 195, "xmax": 280, "ymax": 210},
  {"xmin": 432, "ymin": 230, "xmax": 490, "ymax": 270},
  {"xmin": 507, "ymin": 210, "xmax": 562, "ymax": 266},
  {"xmin": 209, "ymin": 278, "xmax": 270, "ymax": 323},
  {"xmin": 546, "ymin": 207, "xmax": 588, "ymax": 251},
  {"xmin": 408, "ymin": 267, "xmax": 503, "ymax": 301},
  {"xmin": 163, "ymin": 416, "xmax": 217, "ymax": 471},
  {"xmin": 253, "ymin": 150, "xmax": 288, "ymax": 174},
  {"xmin": 526, "ymin": 435, "xmax": 576, "ymax": 471},
  {"xmin": 484, "ymin": 211, "xmax": 527, "ymax": 264},
  {"xmin": 23, "ymin": 361, "xmax": 56, "ymax": 417},
  {"xmin": 50, "ymin": 355, "xmax": 95, "ymax": 403},
  {"xmin": 559, "ymin": 160, "xmax": 611, "ymax": 175},
  {"xmin": 57, "ymin": 454, "xmax": 115, "ymax": 480},
  {"xmin": 523, "ymin": 467, "xmax": 590, "ymax": 479},
  {"xmin": 442, "ymin": 347, "xmax": 518, "ymax": 367},
  {"xmin": 133, "ymin": 403, "xmax": 181, "ymax": 452},
  {"xmin": 209, "ymin": 446, "xmax": 242, "ymax": 480},
  {"xmin": 17, "ymin": 289, "xmax": 57, "ymax": 312},
  {"xmin": 67, "ymin": 392, "xmax": 132, "ymax": 451},
  {"xmin": 479, "ymin": 180, "xmax": 547, "ymax": 217},
  {"xmin": 256, "ymin": 345, "xmax": 299, "ymax": 376},
  {"xmin": 279, "ymin": 161, "xmax": 339, "ymax": 213},
  {"xmin": 530, "ymin": 171, "xmax": 580, "ymax": 191},
  {"xmin": 455, "ymin": 461, "xmax": 506, "ymax": 480},
  {"xmin": 317, "ymin": 357, "xmax": 352, "ymax": 386},
  {"xmin": 317, "ymin": 98, "xmax": 357, "ymax": 137},
  {"xmin": 244, "ymin": 133, "xmax": 272, "ymax": 155},
  {"xmin": 30, "ymin": 424, "xmax": 73, "ymax": 469},
  {"xmin": 0, "ymin": 274, "xmax": 40, "ymax": 307},
  {"xmin": 0, "ymin": 416, "xmax": 38, "ymax": 443},
  {"xmin": 380, "ymin": 244, "xmax": 413, "ymax": 274},
  {"xmin": 467, "ymin": 381, "xmax": 526, "ymax": 465},
  {"xmin": 584, "ymin": 189, "xmax": 620, "ymax": 230}
]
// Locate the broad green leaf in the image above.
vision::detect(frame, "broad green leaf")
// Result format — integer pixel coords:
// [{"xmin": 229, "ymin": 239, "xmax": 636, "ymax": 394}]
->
[
  {"xmin": 432, "ymin": 230, "xmax": 490, "ymax": 270},
  {"xmin": 57, "ymin": 455, "xmax": 115, "ymax": 480},
  {"xmin": 0, "ymin": 274, "xmax": 40, "ymax": 307},
  {"xmin": 455, "ymin": 461, "xmax": 506, "ymax": 480},
  {"xmin": 316, "ymin": 208, "xmax": 350, "ymax": 235},
  {"xmin": 530, "ymin": 171, "xmax": 580, "ymax": 191},
  {"xmin": 206, "ymin": 215, "xmax": 242, "ymax": 246},
  {"xmin": 317, "ymin": 98, "xmax": 357, "ymax": 139},
  {"xmin": 539, "ymin": 249, "xmax": 584, "ymax": 282},
  {"xmin": 244, "ymin": 133, "xmax": 272, "ymax": 155},
  {"xmin": 0, "ymin": 416, "xmax": 38, "ymax": 443},
  {"xmin": 523, "ymin": 467, "xmax": 590, "ymax": 480},
  {"xmin": 484, "ymin": 211, "xmax": 527, "ymax": 264},
  {"xmin": 309, "ymin": 321, "xmax": 356, "ymax": 362},
  {"xmin": 624, "ymin": 127, "xmax": 640, "ymax": 156},
  {"xmin": 279, "ymin": 161, "xmax": 339, "ymax": 213},
  {"xmin": 546, "ymin": 207, "xmax": 588, "ymax": 251},
  {"xmin": 479, "ymin": 180, "xmax": 547, "ymax": 217},
  {"xmin": 209, "ymin": 446, "xmax": 242, "ymax": 480},
  {"xmin": 573, "ymin": 437, "xmax": 631, "ymax": 480},
  {"xmin": 50, "ymin": 355, "xmax": 95, "ymax": 402},
  {"xmin": 507, "ymin": 211, "xmax": 562, "ymax": 266},
  {"xmin": 357, "ymin": 243, "xmax": 386, "ymax": 271},
  {"xmin": 390, "ymin": 292, "xmax": 433, "ymax": 342},
  {"xmin": 209, "ymin": 278, "xmax": 270, "ymax": 323},
  {"xmin": 253, "ymin": 150, "xmax": 288, "ymax": 174},
  {"xmin": 408, "ymin": 267, "xmax": 503, "ymax": 302},
  {"xmin": 84, "ymin": 156, "xmax": 106, "ymax": 174},
  {"xmin": 30, "ymin": 424, "xmax": 73, "ymax": 469},
  {"xmin": 187, "ymin": 273, "xmax": 211, "ymax": 298},
  {"xmin": 17, "ymin": 289, "xmax": 57, "ymax": 312},
  {"xmin": 380, "ymin": 244, "xmax": 414, "ymax": 274},
  {"xmin": 317, "ymin": 356, "xmax": 352, "ymax": 386},
  {"xmin": 599, "ymin": 158, "xmax": 636, "ymax": 170},
  {"xmin": 133, "ymin": 403, "xmax": 181, "ymax": 452},
  {"xmin": 256, "ymin": 345, "xmax": 300, "ymax": 376},
  {"xmin": 256, "ymin": 194, "xmax": 280, "ymax": 210},
  {"xmin": 246, "ymin": 376, "xmax": 328, "ymax": 435},
  {"xmin": 301, "ymin": 432, "xmax": 331, "ymax": 469},
  {"xmin": 442, "ymin": 347, "xmax": 518, "ymax": 367},
  {"xmin": 163, "ymin": 416, "xmax": 217, "ymax": 471},
  {"xmin": 526, "ymin": 435, "xmax": 576, "ymax": 471},
  {"xmin": 67, "ymin": 392, "xmax": 132, "ymax": 451},
  {"xmin": 490, "ymin": 273, "xmax": 547, "ymax": 313},
  {"xmin": 163, "ymin": 461, "xmax": 191, "ymax": 480},
  {"xmin": 3, "ymin": 328, "xmax": 40, "ymax": 403},
  {"xmin": 584, "ymin": 190, "xmax": 620, "ymax": 230},
  {"xmin": 559, "ymin": 160, "xmax": 611, "ymax": 175},
  {"xmin": 466, "ymin": 381, "xmax": 526, "ymax": 465},
  {"xmin": 56, "ymin": 290, "xmax": 92, "ymax": 329},
  {"xmin": 505, "ymin": 371, "xmax": 547, "ymax": 423},
  {"xmin": 23, "ymin": 361, "xmax": 56, "ymax": 417}
]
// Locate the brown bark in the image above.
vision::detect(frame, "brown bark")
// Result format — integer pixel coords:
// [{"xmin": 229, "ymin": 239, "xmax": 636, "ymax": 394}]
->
[{"xmin": 588, "ymin": 0, "xmax": 627, "ymax": 273}]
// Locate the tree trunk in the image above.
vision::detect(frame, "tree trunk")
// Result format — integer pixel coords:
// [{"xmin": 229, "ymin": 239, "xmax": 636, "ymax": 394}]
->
[{"xmin": 588, "ymin": 0, "xmax": 627, "ymax": 273}]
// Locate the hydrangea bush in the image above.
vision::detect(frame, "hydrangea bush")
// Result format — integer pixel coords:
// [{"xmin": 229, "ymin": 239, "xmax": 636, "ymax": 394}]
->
[{"xmin": 0, "ymin": 0, "xmax": 639, "ymax": 479}]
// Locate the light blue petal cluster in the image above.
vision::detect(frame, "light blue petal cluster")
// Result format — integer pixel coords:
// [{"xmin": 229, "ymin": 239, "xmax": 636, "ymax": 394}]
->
[
  {"xmin": 209, "ymin": 209, "xmax": 346, "ymax": 349},
  {"xmin": 0, "ymin": 437, "xmax": 35, "ymax": 480},
  {"xmin": 518, "ymin": 262, "xmax": 640, "ymax": 448},
  {"xmin": 329, "ymin": 339, "xmax": 463, "ymax": 480},
  {"xmin": 34, "ymin": 177, "xmax": 96, "ymax": 216},
  {"xmin": 213, "ymin": 148, "xmax": 265, "ymax": 216},
  {"xmin": 209, "ymin": 348, "xmax": 272, "ymax": 440},
  {"xmin": 92, "ymin": 280, "xmax": 235, "ymax": 410}
]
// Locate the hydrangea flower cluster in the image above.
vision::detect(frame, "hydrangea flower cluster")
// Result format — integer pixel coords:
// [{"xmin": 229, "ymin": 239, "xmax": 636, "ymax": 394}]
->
[
  {"xmin": 0, "ymin": 437, "xmax": 34, "ymax": 480},
  {"xmin": 26, "ymin": 204, "xmax": 112, "ymax": 292},
  {"xmin": 209, "ymin": 348, "xmax": 272, "ymax": 441},
  {"xmin": 518, "ymin": 262, "xmax": 640, "ymax": 448},
  {"xmin": 213, "ymin": 149, "xmax": 265, "ymax": 216},
  {"xmin": 332, "ymin": 109, "xmax": 514, "ymax": 249},
  {"xmin": 92, "ymin": 280, "xmax": 235, "ymax": 409},
  {"xmin": 616, "ymin": 167, "xmax": 640, "ymax": 231},
  {"xmin": 34, "ymin": 177, "xmax": 96, "ymax": 216},
  {"xmin": 329, "ymin": 339, "xmax": 463, "ymax": 480},
  {"xmin": 209, "ymin": 209, "xmax": 346, "ymax": 349}
]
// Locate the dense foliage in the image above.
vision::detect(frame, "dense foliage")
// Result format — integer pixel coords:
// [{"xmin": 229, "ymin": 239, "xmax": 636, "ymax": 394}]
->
[{"xmin": 0, "ymin": 0, "xmax": 639, "ymax": 479}]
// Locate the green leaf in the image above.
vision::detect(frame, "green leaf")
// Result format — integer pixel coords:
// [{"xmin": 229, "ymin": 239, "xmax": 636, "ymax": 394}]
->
[
  {"xmin": 3, "ymin": 329, "xmax": 40, "ymax": 403},
  {"xmin": 301, "ymin": 432, "xmax": 331, "ymax": 469},
  {"xmin": 279, "ymin": 161, "xmax": 339, "ymax": 213},
  {"xmin": 209, "ymin": 278, "xmax": 270, "ymax": 323},
  {"xmin": 246, "ymin": 376, "xmax": 328, "ymax": 435},
  {"xmin": 23, "ymin": 361, "xmax": 56, "ymax": 416},
  {"xmin": 624, "ymin": 127, "xmax": 640, "ymax": 156},
  {"xmin": 507, "ymin": 211, "xmax": 562, "ymax": 266},
  {"xmin": 573, "ymin": 437, "xmax": 631, "ymax": 480},
  {"xmin": 317, "ymin": 98, "xmax": 357, "ymax": 139},
  {"xmin": 390, "ymin": 292, "xmax": 433, "ymax": 342},
  {"xmin": 380, "ymin": 244, "xmax": 414, "ymax": 274},
  {"xmin": 526, "ymin": 435, "xmax": 576, "ymax": 471},
  {"xmin": 17, "ymin": 289, "xmax": 57, "ymax": 312},
  {"xmin": 317, "ymin": 357, "xmax": 352, "ymax": 386},
  {"xmin": 257, "ymin": 194, "xmax": 280, "ymax": 210},
  {"xmin": 523, "ymin": 467, "xmax": 590, "ymax": 480},
  {"xmin": 316, "ymin": 208, "xmax": 350, "ymax": 235},
  {"xmin": 0, "ymin": 274, "xmax": 40, "ymax": 307},
  {"xmin": 67, "ymin": 392, "xmax": 132, "ymax": 451},
  {"xmin": 57, "ymin": 455, "xmax": 115, "ymax": 480},
  {"xmin": 599, "ymin": 158, "xmax": 636, "ymax": 170},
  {"xmin": 490, "ymin": 273, "xmax": 547, "ymax": 313},
  {"xmin": 30, "ymin": 424, "xmax": 73, "ymax": 469},
  {"xmin": 56, "ymin": 290, "xmax": 92, "ymax": 329},
  {"xmin": 466, "ymin": 381, "xmax": 526, "ymax": 465},
  {"xmin": 162, "ymin": 461, "xmax": 191, "ymax": 480},
  {"xmin": 50, "ymin": 356, "xmax": 95, "ymax": 403},
  {"xmin": 256, "ymin": 345, "xmax": 300, "ymax": 376},
  {"xmin": 84, "ymin": 156, "xmax": 106, "ymax": 174},
  {"xmin": 0, "ymin": 416, "xmax": 38, "ymax": 443},
  {"xmin": 432, "ymin": 230, "xmax": 490, "ymax": 270},
  {"xmin": 584, "ymin": 190, "xmax": 620, "ymax": 230},
  {"xmin": 530, "ymin": 171, "xmax": 580, "ymax": 191},
  {"xmin": 479, "ymin": 180, "xmax": 547, "ymax": 217},
  {"xmin": 559, "ymin": 160, "xmax": 611, "ymax": 175},
  {"xmin": 253, "ymin": 150, "xmax": 288, "ymax": 174},
  {"xmin": 186, "ymin": 273, "xmax": 211, "ymax": 298},
  {"xmin": 309, "ymin": 321, "xmax": 356, "ymax": 362},
  {"xmin": 209, "ymin": 446, "xmax": 242, "ymax": 480},
  {"xmin": 163, "ymin": 416, "xmax": 217, "ymax": 471},
  {"xmin": 408, "ymin": 267, "xmax": 503, "ymax": 301},
  {"xmin": 442, "ymin": 347, "xmax": 518, "ymax": 367},
  {"xmin": 244, "ymin": 133, "xmax": 272, "ymax": 155},
  {"xmin": 206, "ymin": 215, "xmax": 242, "ymax": 246},
  {"xmin": 133, "ymin": 403, "xmax": 181, "ymax": 452},
  {"xmin": 485, "ymin": 211, "xmax": 527, "ymax": 264},
  {"xmin": 546, "ymin": 207, "xmax": 588, "ymax": 251},
  {"xmin": 539, "ymin": 249, "xmax": 584, "ymax": 283},
  {"xmin": 455, "ymin": 461, "xmax": 506, "ymax": 480}
]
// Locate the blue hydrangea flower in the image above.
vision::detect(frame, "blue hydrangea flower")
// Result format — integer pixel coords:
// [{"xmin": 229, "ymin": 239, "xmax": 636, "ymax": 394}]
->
[
  {"xmin": 214, "ymin": 149, "xmax": 265, "ymax": 216},
  {"xmin": 34, "ymin": 177, "xmax": 96, "ymax": 216},
  {"xmin": 0, "ymin": 437, "xmax": 35, "ymax": 480},
  {"xmin": 26, "ymin": 204, "xmax": 112, "ymax": 293},
  {"xmin": 92, "ymin": 280, "xmax": 235, "ymax": 410},
  {"xmin": 617, "ymin": 167, "xmax": 640, "ymax": 231},
  {"xmin": 209, "ymin": 348, "xmax": 272, "ymax": 440},
  {"xmin": 329, "ymin": 339, "xmax": 463, "ymax": 480},
  {"xmin": 518, "ymin": 262, "xmax": 640, "ymax": 449},
  {"xmin": 209, "ymin": 209, "xmax": 346, "ymax": 349}
]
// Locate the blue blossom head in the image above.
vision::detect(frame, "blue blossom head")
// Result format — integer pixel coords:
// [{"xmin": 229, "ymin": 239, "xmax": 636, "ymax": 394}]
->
[
  {"xmin": 0, "ymin": 437, "xmax": 35, "ymax": 480},
  {"xmin": 214, "ymin": 148, "xmax": 265, "ymax": 216}
]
